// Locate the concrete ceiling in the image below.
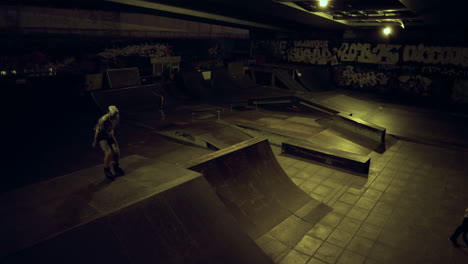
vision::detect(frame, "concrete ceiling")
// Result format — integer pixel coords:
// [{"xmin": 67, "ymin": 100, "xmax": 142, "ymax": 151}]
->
[
  {"xmin": 102, "ymin": 0, "xmax": 468, "ymax": 31},
  {"xmin": 7, "ymin": 0, "xmax": 468, "ymax": 32}
]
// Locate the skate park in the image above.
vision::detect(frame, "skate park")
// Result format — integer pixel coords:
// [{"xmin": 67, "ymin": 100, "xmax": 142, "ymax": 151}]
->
[{"xmin": 2, "ymin": 1, "xmax": 468, "ymax": 264}]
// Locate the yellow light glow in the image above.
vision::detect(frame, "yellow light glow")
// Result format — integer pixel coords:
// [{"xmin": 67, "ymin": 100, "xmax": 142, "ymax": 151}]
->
[
  {"xmin": 319, "ymin": 0, "xmax": 328, "ymax": 7},
  {"xmin": 383, "ymin": 27, "xmax": 392, "ymax": 35},
  {"xmin": 0, "ymin": 71, "xmax": 6, "ymax": 76}
]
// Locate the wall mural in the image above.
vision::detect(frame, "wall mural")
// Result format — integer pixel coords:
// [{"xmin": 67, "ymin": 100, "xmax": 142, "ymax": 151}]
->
[
  {"xmin": 0, "ymin": 38, "xmax": 250, "ymax": 79},
  {"xmin": 252, "ymin": 40, "xmax": 468, "ymax": 104},
  {"xmin": 336, "ymin": 65, "xmax": 390, "ymax": 88},
  {"xmin": 97, "ymin": 43, "xmax": 173, "ymax": 67}
]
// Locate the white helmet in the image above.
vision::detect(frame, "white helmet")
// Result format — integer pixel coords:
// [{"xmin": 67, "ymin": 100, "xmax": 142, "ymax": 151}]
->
[{"xmin": 108, "ymin": 105, "xmax": 119, "ymax": 115}]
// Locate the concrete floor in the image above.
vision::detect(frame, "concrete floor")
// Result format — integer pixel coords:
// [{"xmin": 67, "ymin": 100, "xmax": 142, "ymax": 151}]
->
[{"xmin": 3, "ymin": 88, "xmax": 468, "ymax": 263}]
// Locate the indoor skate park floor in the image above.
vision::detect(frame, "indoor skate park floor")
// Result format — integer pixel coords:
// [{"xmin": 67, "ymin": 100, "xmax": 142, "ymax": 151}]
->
[{"xmin": 3, "ymin": 88, "xmax": 468, "ymax": 264}]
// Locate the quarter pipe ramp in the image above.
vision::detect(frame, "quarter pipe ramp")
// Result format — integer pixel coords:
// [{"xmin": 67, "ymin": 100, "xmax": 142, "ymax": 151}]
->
[
  {"xmin": 1, "ymin": 156, "xmax": 273, "ymax": 264},
  {"xmin": 178, "ymin": 138, "xmax": 326, "ymax": 240}
]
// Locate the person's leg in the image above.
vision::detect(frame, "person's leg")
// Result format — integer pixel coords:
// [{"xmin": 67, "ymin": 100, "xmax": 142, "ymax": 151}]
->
[
  {"xmin": 159, "ymin": 94, "xmax": 165, "ymax": 119},
  {"xmin": 450, "ymin": 225, "xmax": 463, "ymax": 247},
  {"xmin": 462, "ymin": 227, "xmax": 468, "ymax": 245},
  {"xmin": 110, "ymin": 141, "xmax": 124, "ymax": 176},
  {"xmin": 99, "ymin": 140, "xmax": 114, "ymax": 179}
]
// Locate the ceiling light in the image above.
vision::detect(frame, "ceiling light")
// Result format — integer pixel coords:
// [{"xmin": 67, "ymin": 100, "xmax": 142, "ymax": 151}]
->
[
  {"xmin": 383, "ymin": 27, "xmax": 392, "ymax": 35},
  {"xmin": 319, "ymin": 0, "xmax": 328, "ymax": 7}
]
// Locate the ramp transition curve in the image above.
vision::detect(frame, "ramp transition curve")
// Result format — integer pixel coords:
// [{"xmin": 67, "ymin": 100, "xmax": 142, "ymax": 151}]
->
[
  {"xmin": 1, "ymin": 158, "xmax": 273, "ymax": 264},
  {"xmin": 178, "ymin": 138, "xmax": 326, "ymax": 240}
]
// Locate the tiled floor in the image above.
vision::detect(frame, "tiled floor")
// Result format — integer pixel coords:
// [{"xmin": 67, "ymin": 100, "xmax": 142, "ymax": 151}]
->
[{"xmin": 259, "ymin": 140, "xmax": 468, "ymax": 264}]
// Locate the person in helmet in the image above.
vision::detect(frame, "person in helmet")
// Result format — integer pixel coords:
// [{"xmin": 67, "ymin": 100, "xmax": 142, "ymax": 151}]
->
[
  {"xmin": 92, "ymin": 105, "xmax": 124, "ymax": 179},
  {"xmin": 449, "ymin": 207, "xmax": 468, "ymax": 248}
]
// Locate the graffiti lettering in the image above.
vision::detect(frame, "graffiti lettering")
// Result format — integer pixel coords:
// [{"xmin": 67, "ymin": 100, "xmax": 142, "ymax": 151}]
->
[
  {"xmin": 251, "ymin": 40, "xmax": 288, "ymax": 59},
  {"xmin": 287, "ymin": 47, "xmax": 337, "ymax": 65},
  {"xmin": 402, "ymin": 44, "xmax": 468, "ymax": 67},
  {"xmin": 252, "ymin": 40, "xmax": 468, "ymax": 68},
  {"xmin": 293, "ymin": 40, "xmax": 328, "ymax": 48},
  {"xmin": 341, "ymin": 66, "xmax": 390, "ymax": 88},
  {"xmin": 337, "ymin": 43, "xmax": 401, "ymax": 64},
  {"xmin": 378, "ymin": 64, "xmax": 401, "ymax": 70},
  {"xmin": 397, "ymin": 75, "xmax": 432, "ymax": 96},
  {"xmin": 421, "ymin": 66, "xmax": 441, "ymax": 74}
]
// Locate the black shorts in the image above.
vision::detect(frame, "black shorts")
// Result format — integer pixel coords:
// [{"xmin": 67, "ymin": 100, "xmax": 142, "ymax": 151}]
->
[{"xmin": 98, "ymin": 137, "xmax": 117, "ymax": 152}]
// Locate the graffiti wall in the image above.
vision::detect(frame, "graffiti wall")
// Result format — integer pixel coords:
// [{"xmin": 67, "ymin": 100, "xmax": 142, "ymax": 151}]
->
[
  {"xmin": 252, "ymin": 40, "xmax": 468, "ymax": 105},
  {"xmin": 0, "ymin": 37, "xmax": 249, "ymax": 78}
]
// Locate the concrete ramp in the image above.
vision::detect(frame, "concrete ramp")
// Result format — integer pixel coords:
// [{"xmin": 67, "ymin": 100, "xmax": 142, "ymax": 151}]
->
[
  {"xmin": 296, "ymin": 67, "xmax": 331, "ymax": 91},
  {"xmin": 233, "ymin": 73, "xmax": 255, "ymax": 89},
  {"xmin": 248, "ymin": 96, "xmax": 386, "ymax": 145},
  {"xmin": 181, "ymin": 72, "xmax": 212, "ymax": 100},
  {"xmin": 248, "ymin": 96, "xmax": 339, "ymax": 115},
  {"xmin": 1, "ymin": 155, "xmax": 272, "ymax": 264},
  {"xmin": 178, "ymin": 138, "xmax": 326, "ymax": 239},
  {"xmin": 282, "ymin": 139, "xmax": 371, "ymax": 174},
  {"xmin": 91, "ymin": 84, "xmax": 165, "ymax": 113},
  {"xmin": 155, "ymin": 121, "xmax": 252, "ymax": 150},
  {"xmin": 273, "ymin": 69, "xmax": 308, "ymax": 92},
  {"xmin": 210, "ymin": 69, "xmax": 256, "ymax": 101},
  {"xmin": 224, "ymin": 120, "xmax": 372, "ymax": 173},
  {"xmin": 211, "ymin": 69, "xmax": 240, "ymax": 94},
  {"xmin": 106, "ymin": 67, "xmax": 141, "ymax": 89},
  {"xmin": 227, "ymin": 61, "xmax": 256, "ymax": 89}
]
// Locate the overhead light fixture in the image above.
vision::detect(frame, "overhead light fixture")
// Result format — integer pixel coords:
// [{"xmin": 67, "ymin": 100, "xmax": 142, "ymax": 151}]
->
[
  {"xmin": 319, "ymin": 0, "xmax": 328, "ymax": 7},
  {"xmin": 383, "ymin": 27, "xmax": 392, "ymax": 35}
]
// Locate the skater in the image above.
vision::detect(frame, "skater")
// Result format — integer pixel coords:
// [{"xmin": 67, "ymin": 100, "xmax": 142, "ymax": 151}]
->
[
  {"xmin": 449, "ymin": 207, "xmax": 468, "ymax": 248},
  {"xmin": 92, "ymin": 105, "xmax": 124, "ymax": 180},
  {"xmin": 152, "ymin": 91, "xmax": 166, "ymax": 119}
]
